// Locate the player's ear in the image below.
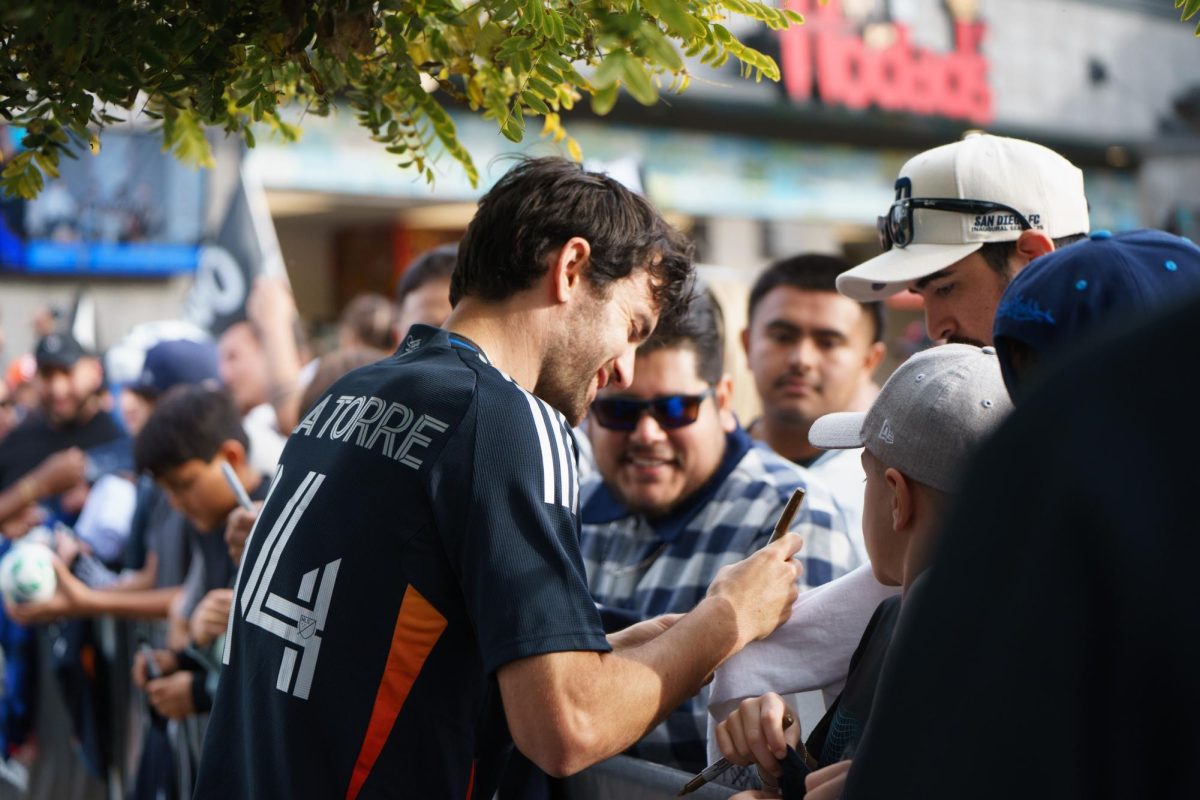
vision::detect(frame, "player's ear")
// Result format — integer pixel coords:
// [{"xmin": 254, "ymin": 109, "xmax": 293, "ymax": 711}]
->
[{"xmin": 548, "ymin": 237, "xmax": 591, "ymax": 304}]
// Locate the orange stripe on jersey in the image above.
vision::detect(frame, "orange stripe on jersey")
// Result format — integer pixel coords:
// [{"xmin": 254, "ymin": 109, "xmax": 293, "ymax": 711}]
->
[
  {"xmin": 464, "ymin": 759, "xmax": 477, "ymax": 800},
  {"xmin": 345, "ymin": 585, "xmax": 448, "ymax": 800}
]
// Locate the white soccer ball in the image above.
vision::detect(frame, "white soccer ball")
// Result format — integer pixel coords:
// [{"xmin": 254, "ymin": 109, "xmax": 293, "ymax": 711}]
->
[{"xmin": 0, "ymin": 542, "xmax": 57, "ymax": 605}]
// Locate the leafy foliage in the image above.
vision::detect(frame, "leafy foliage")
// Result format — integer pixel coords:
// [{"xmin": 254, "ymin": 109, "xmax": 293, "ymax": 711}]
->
[
  {"xmin": 1179, "ymin": 0, "xmax": 1200, "ymax": 36},
  {"xmin": 0, "ymin": 0, "xmax": 805, "ymax": 198}
]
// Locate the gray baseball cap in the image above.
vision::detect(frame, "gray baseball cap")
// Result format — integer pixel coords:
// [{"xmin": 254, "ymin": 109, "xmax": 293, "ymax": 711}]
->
[{"xmin": 808, "ymin": 344, "xmax": 1013, "ymax": 492}]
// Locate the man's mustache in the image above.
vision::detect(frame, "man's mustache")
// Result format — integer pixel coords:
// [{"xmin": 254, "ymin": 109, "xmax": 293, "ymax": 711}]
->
[{"xmin": 772, "ymin": 369, "xmax": 820, "ymax": 392}]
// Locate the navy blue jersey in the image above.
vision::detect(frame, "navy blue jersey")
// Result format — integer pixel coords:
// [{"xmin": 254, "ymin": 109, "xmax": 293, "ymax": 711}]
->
[{"xmin": 194, "ymin": 326, "xmax": 610, "ymax": 800}]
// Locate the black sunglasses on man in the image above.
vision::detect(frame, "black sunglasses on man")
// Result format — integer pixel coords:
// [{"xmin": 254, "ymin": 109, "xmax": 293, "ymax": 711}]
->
[{"xmin": 877, "ymin": 197, "xmax": 1033, "ymax": 251}]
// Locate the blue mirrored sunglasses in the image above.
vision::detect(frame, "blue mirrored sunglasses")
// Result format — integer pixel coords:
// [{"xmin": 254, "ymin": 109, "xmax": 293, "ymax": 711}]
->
[{"xmin": 590, "ymin": 387, "xmax": 715, "ymax": 431}]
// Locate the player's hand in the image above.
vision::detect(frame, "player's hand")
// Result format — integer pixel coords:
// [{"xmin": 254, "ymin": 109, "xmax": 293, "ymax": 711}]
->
[
  {"xmin": 189, "ymin": 588, "xmax": 233, "ymax": 648},
  {"xmin": 224, "ymin": 504, "xmax": 261, "ymax": 566},
  {"xmin": 146, "ymin": 671, "xmax": 195, "ymax": 720},
  {"xmin": 714, "ymin": 693, "xmax": 801, "ymax": 780},
  {"xmin": 805, "ymin": 760, "xmax": 851, "ymax": 800},
  {"xmin": 705, "ymin": 533, "xmax": 803, "ymax": 648},
  {"xmin": 133, "ymin": 648, "xmax": 180, "ymax": 688}
]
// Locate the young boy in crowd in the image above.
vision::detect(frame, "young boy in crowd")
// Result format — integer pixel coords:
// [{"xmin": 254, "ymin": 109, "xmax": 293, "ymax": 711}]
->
[
  {"xmin": 712, "ymin": 344, "xmax": 1012, "ymax": 799},
  {"xmin": 129, "ymin": 385, "xmax": 267, "ymax": 722}
]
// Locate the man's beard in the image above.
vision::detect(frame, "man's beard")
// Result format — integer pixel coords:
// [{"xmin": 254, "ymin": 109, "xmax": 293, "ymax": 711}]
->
[
  {"xmin": 534, "ymin": 360, "xmax": 592, "ymax": 426},
  {"xmin": 44, "ymin": 396, "xmax": 88, "ymax": 427},
  {"xmin": 535, "ymin": 326, "xmax": 603, "ymax": 427},
  {"xmin": 946, "ymin": 334, "xmax": 987, "ymax": 348}
]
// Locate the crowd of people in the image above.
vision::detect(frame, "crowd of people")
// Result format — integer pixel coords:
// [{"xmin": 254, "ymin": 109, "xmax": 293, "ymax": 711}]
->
[{"xmin": 0, "ymin": 133, "xmax": 1197, "ymax": 800}]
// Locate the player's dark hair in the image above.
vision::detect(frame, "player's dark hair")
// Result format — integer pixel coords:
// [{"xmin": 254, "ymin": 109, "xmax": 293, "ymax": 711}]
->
[
  {"xmin": 135, "ymin": 385, "xmax": 248, "ymax": 478},
  {"xmin": 451, "ymin": 157, "xmax": 694, "ymax": 321},
  {"xmin": 748, "ymin": 253, "xmax": 885, "ymax": 344},
  {"xmin": 638, "ymin": 287, "xmax": 725, "ymax": 385}
]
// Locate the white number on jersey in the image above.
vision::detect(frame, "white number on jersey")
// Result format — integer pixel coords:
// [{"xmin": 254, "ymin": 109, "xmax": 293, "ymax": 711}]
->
[{"xmin": 223, "ymin": 467, "xmax": 341, "ymax": 700}]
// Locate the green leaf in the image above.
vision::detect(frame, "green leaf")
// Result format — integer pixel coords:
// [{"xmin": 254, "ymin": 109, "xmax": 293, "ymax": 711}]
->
[
  {"xmin": 475, "ymin": 21, "xmax": 507, "ymax": 55},
  {"xmin": 500, "ymin": 109, "xmax": 526, "ymax": 141},
  {"xmin": 640, "ymin": 26, "xmax": 683, "ymax": 71},
  {"xmin": 644, "ymin": 0, "xmax": 705, "ymax": 39},
  {"xmin": 593, "ymin": 51, "xmax": 628, "ymax": 88},
  {"xmin": 522, "ymin": 90, "xmax": 550, "ymax": 114},
  {"xmin": 590, "ymin": 82, "xmax": 620, "ymax": 115},
  {"xmin": 535, "ymin": 62, "xmax": 562, "ymax": 84},
  {"xmin": 619, "ymin": 58, "xmax": 657, "ymax": 105},
  {"xmin": 32, "ymin": 150, "xmax": 60, "ymax": 179},
  {"xmin": 549, "ymin": 11, "xmax": 566, "ymax": 44},
  {"xmin": 527, "ymin": 76, "xmax": 557, "ymax": 98}
]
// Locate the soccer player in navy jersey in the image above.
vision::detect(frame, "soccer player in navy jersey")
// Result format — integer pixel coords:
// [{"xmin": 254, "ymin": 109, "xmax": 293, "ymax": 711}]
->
[{"xmin": 195, "ymin": 157, "xmax": 806, "ymax": 800}]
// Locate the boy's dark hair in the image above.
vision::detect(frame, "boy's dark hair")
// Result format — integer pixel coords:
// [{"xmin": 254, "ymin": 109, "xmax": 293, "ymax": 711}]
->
[
  {"xmin": 451, "ymin": 157, "xmax": 694, "ymax": 319},
  {"xmin": 978, "ymin": 234, "xmax": 1089, "ymax": 280},
  {"xmin": 638, "ymin": 287, "xmax": 725, "ymax": 385},
  {"xmin": 395, "ymin": 244, "xmax": 458, "ymax": 306},
  {"xmin": 135, "ymin": 386, "xmax": 249, "ymax": 478},
  {"xmin": 748, "ymin": 254, "xmax": 885, "ymax": 344}
]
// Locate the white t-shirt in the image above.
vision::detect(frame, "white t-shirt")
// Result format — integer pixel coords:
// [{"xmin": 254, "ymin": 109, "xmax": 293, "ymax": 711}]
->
[
  {"xmin": 707, "ymin": 564, "xmax": 899, "ymax": 760},
  {"xmin": 810, "ymin": 446, "xmax": 869, "ymax": 564}
]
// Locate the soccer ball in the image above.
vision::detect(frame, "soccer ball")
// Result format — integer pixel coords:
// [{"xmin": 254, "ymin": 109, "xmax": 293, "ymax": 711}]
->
[{"xmin": 0, "ymin": 542, "xmax": 57, "ymax": 604}]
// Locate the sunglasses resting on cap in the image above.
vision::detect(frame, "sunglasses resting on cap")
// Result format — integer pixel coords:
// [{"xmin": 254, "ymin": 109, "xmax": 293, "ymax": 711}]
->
[{"xmin": 877, "ymin": 197, "xmax": 1032, "ymax": 251}]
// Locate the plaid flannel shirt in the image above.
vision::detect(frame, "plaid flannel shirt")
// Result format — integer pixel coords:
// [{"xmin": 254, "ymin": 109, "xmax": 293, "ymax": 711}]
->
[{"xmin": 578, "ymin": 426, "xmax": 860, "ymax": 772}]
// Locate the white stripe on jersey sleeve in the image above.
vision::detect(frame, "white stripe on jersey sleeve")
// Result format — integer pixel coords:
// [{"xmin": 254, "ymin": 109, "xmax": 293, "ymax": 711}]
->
[
  {"xmin": 541, "ymin": 399, "xmax": 572, "ymax": 509},
  {"xmin": 522, "ymin": 393, "xmax": 556, "ymax": 505},
  {"xmin": 502, "ymin": 375, "xmax": 556, "ymax": 505},
  {"xmin": 497, "ymin": 369, "xmax": 578, "ymax": 513}
]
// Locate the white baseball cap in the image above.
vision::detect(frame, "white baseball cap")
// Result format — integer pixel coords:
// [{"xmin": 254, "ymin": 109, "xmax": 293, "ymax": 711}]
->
[
  {"xmin": 837, "ymin": 134, "xmax": 1090, "ymax": 302},
  {"xmin": 808, "ymin": 344, "xmax": 1013, "ymax": 493}
]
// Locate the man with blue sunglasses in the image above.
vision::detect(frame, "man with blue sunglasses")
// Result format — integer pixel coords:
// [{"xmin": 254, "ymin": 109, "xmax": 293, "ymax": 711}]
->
[{"xmin": 580, "ymin": 288, "xmax": 859, "ymax": 774}]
